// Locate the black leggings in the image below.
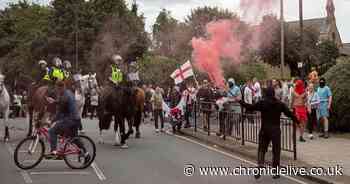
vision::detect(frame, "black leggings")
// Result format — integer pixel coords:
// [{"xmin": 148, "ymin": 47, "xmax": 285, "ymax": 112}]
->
[{"xmin": 307, "ymin": 109, "xmax": 317, "ymax": 134}]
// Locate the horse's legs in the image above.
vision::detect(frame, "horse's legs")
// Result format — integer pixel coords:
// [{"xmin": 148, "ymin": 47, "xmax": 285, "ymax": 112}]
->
[
  {"xmin": 134, "ymin": 110, "xmax": 142, "ymax": 138},
  {"xmin": 28, "ymin": 108, "xmax": 33, "ymax": 137},
  {"xmin": 4, "ymin": 108, "xmax": 10, "ymax": 142},
  {"xmin": 127, "ymin": 117, "xmax": 134, "ymax": 135},
  {"xmin": 98, "ymin": 129, "xmax": 104, "ymax": 144},
  {"xmin": 113, "ymin": 115, "xmax": 121, "ymax": 146},
  {"xmin": 118, "ymin": 117, "xmax": 128, "ymax": 147}
]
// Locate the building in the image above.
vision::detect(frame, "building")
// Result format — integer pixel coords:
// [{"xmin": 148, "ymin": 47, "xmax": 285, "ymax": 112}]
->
[
  {"xmin": 286, "ymin": 0, "xmax": 342, "ymax": 48},
  {"xmin": 340, "ymin": 43, "xmax": 350, "ymax": 56}
]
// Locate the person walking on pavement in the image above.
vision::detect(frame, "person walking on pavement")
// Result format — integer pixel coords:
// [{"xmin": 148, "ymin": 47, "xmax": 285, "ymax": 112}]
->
[
  {"xmin": 196, "ymin": 80, "xmax": 213, "ymax": 131},
  {"xmin": 151, "ymin": 87, "xmax": 164, "ymax": 133},
  {"xmin": 240, "ymin": 87, "xmax": 299, "ymax": 179},
  {"xmin": 307, "ymin": 83, "xmax": 320, "ymax": 140},
  {"xmin": 291, "ymin": 79, "xmax": 308, "ymax": 142},
  {"xmin": 317, "ymin": 78, "xmax": 332, "ymax": 138},
  {"xmin": 183, "ymin": 83, "xmax": 195, "ymax": 128}
]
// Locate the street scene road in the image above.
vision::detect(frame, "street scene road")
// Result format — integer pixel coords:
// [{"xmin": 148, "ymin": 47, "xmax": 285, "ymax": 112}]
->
[{"xmin": 0, "ymin": 118, "xmax": 315, "ymax": 184}]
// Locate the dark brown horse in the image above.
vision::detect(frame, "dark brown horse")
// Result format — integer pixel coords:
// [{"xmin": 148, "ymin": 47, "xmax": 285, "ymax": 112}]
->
[
  {"xmin": 97, "ymin": 84, "xmax": 145, "ymax": 147},
  {"xmin": 130, "ymin": 87, "xmax": 145, "ymax": 138}
]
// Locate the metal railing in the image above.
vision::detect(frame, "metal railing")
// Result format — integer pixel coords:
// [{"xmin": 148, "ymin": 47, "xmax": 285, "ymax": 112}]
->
[{"xmin": 190, "ymin": 101, "xmax": 297, "ymax": 160}]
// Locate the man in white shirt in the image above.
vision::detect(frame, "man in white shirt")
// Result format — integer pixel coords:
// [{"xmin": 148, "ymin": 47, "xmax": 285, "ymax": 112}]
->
[
  {"xmin": 244, "ymin": 80, "xmax": 255, "ymax": 124},
  {"xmin": 253, "ymin": 78, "xmax": 261, "ymax": 103}
]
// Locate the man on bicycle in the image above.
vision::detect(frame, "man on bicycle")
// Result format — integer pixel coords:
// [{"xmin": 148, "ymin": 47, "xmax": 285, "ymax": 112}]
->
[{"xmin": 47, "ymin": 81, "xmax": 83, "ymax": 158}]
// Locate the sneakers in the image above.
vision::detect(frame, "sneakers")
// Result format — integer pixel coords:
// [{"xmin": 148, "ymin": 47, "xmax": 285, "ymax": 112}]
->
[
  {"xmin": 324, "ymin": 132, "xmax": 330, "ymax": 139},
  {"xmin": 155, "ymin": 129, "xmax": 160, "ymax": 133},
  {"xmin": 121, "ymin": 143, "xmax": 129, "ymax": 149},
  {"xmin": 299, "ymin": 136, "xmax": 306, "ymax": 142},
  {"xmin": 308, "ymin": 134, "xmax": 314, "ymax": 140},
  {"xmin": 160, "ymin": 128, "xmax": 165, "ymax": 133},
  {"xmin": 46, "ymin": 151, "xmax": 60, "ymax": 160}
]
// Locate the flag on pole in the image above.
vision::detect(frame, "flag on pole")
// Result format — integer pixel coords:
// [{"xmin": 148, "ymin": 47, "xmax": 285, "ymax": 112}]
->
[{"xmin": 170, "ymin": 60, "xmax": 194, "ymax": 84}]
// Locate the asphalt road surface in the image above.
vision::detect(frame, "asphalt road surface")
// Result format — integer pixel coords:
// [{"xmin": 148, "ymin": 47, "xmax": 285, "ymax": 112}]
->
[{"xmin": 0, "ymin": 118, "xmax": 315, "ymax": 184}]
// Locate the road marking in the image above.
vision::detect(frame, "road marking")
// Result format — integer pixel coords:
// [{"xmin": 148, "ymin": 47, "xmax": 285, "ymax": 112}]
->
[
  {"xmin": 166, "ymin": 131, "xmax": 309, "ymax": 184},
  {"xmin": 5, "ymin": 144, "xmax": 33, "ymax": 183},
  {"xmin": 91, "ymin": 161, "xmax": 106, "ymax": 181},
  {"xmin": 20, "ymin": 170, "xmax": 33, "ymax": 183},
  {"xmin": 30, "ymin": 171, "xmax": 91, "ymax": 175}
]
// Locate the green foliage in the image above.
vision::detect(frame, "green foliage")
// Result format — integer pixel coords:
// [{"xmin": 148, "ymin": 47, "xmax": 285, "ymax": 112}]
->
[
  {"xmin": 323, "ymin": 59, "xmax": 350, "ymax": 131},
  {"xmin": 185, "ymin": 6, "xmax": 237, "ymax": 38},
  {"xmin": 0, "ymin": 0, "xmax": 149, "ymax": 89},
  {"xmin": 317, "ymin": 40, "xmax": 339, "ymax": 65},
  {"xmin": 138, "ymin": 54, "xmax": 182, "ymax": 87},
  {"xmin": 257, "ymin": 15, "xmax": 321, "ymax": 76}
]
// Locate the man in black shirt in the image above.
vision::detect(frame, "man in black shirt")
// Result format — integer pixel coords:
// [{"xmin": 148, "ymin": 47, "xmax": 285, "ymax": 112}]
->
[{"xmin": 240, "ymin": 87, "xmax": 299, "ymax": 179}]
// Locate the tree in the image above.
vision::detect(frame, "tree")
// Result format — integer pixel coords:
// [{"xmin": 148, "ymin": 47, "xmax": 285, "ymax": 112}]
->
[
  {"xmin": 185, "ymin": 6, "xmax": 237, "ymax": 38},
  {"xmin": 317, "ymin": 40, "xmax": 339, "ymax": 65},
  {"xmin": 88, "ymin": 1, "xmax": 149, "ymax": 81},
  {"xmin": 257, "ymin": 15, "xmax": 321, "ymax": 76},
  {"xmin": 152, "ymin": 9, "xmax": 179, "ymax": 57},
  {"xmin": 323, "ymin": 59, "xmax": 350, "ymax": 132},
  {"xmin": 0, "ymin": 1, "xmax": 51, "ymax": 87},
  {"xmin": 138, "ymin": 54, "xmax": 182, "ymax": 87}
]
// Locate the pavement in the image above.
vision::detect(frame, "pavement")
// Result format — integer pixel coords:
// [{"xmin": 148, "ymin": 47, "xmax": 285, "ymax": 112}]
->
[
  {"xmin": 184, "ymin": 115, "xmax": 350, "ymax": 184},
  {"xmin": 0, "ymin": 117, "xmax": 316, "ymax": 184}
]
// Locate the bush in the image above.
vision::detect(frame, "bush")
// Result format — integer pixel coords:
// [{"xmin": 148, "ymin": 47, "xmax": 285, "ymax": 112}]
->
[
  {"xmin": 224, "ymin": 62, "xmax": 291, "ymax": 85},
  {"xmin": 323, "ymin": 59, "xmax": 350, "ymax": 132}
]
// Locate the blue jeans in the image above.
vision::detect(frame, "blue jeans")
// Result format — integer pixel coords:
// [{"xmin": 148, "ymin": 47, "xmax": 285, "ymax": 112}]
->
[{"xmin": 49, "ymin": 119, "xmax": 80, "ymax": 151}]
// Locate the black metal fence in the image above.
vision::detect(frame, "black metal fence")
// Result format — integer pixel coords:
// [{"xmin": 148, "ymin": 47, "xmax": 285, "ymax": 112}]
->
[{"xmin": 190, "ymin": 101, "xmax": 297, "ymax": 160}]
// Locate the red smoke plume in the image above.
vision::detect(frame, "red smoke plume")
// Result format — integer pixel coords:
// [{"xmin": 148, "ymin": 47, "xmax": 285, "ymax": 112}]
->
[
  {"xmin": 192, "ymin": 20, "xmax": 241, "ymax": 87},
  {"xmin": 191, "ymin": 0, "xmax": 278, "ymax": 87}
]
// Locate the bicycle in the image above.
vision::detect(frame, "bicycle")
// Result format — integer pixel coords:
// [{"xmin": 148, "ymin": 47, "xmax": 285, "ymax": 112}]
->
[{"xmin": 14, "ymin": 125, "xmax": 96, "ymax": 170}]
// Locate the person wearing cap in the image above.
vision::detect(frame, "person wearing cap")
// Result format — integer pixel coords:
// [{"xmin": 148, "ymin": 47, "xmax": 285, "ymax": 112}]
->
[
  {"xmin": 317, "ymin": 77, "xmax": 332, "ymax": 138},
  {"xmin": 226, "ymin": 78, "xmax": 242, "ymax": 135}
]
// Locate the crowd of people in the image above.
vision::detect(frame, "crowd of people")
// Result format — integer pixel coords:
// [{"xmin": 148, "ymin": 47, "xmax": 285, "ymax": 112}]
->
[{"xmin": 143, "ymin": 68, "xmax": 333, "ymax": 142}]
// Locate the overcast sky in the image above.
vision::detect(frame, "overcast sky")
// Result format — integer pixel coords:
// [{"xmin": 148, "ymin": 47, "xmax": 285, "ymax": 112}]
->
[{"xmin": 1, "ymin": 0, "xmax": 349, "ymax": 42}]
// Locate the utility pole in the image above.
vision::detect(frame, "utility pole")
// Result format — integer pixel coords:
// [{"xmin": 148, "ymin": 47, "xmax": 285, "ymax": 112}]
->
[
  {"xmin": 74, "ymin": 3, "xmax": 79, "ymax": 72},
  {"xmin": 280, "ymin": 0, "xmax": 285, "ymax": 79},
  {"xmin": 299, "ymin": 0, "xmax": 304, "ymax": 79}
]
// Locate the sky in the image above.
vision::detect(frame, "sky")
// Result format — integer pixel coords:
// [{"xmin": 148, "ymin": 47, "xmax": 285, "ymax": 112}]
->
[{"xmin": 1, "ymin": 0, "xmax": 349, "ymax": 43}]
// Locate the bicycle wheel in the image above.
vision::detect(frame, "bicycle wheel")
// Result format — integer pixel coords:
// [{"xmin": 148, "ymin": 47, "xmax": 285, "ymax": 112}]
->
[
  {"xmin": 14, "ymin": 136, "xmax": 45, "ymax": 170},
  {"xmin": 63, "ymin": 135, "xmax": 96, "ymax": 169}
]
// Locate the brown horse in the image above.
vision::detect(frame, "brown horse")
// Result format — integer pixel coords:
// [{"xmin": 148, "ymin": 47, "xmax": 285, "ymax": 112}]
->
[
  {"xmin": 130, "ymin": 87, "xmax": 145, "ymax": 138},
  {"xmin": 97, "ymin": 84, "xmax": 145, "ymax": 146},
  {"xmin": 27, "ymin": 80, "xmax": 75, "ymax": 136}
]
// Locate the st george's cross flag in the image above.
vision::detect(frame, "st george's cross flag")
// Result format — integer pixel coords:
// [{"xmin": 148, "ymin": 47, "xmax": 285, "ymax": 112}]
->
[{"xmin": 170, "ymin": 60, "xmax": 194, "ymax": 84}]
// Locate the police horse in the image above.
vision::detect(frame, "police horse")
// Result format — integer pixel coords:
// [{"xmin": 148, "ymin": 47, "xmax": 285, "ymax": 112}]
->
[
  {"xmin": 0, "ymin": 75, "xmax": 10, "ymax": 142},
  {"xmin": 97, "ymin": 81, "xmax": 145, "ymax": 148}
]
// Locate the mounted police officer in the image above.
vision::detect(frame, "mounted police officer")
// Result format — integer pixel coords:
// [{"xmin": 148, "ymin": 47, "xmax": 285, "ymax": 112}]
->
[
  {"xmin": 50, "ymin": 57, "xmax": 65, "ymax": 82},
  {"xmin": 62, "ymin": 60, "xmax": 72, "ymax": 80},
  {"xmin": 47, "ymin": 57, "xmax": 65, "ymax": 98},
  {"xmin": 36, "ymin": 60, "xmax": 51, "ymax": 86},
  {"xmin": 106, "ymin": 54, "xmax": 124, "ymax": 86}
]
